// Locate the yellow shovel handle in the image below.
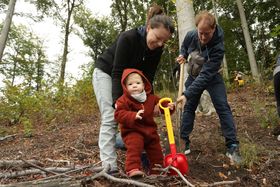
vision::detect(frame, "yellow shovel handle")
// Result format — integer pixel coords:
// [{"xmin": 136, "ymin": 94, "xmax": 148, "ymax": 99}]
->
[{"xmin": 159, "ymin": 98, "xmax": 175, "ymax": 145}]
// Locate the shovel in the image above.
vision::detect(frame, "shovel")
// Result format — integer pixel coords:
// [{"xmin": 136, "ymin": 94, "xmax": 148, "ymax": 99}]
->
[{"xmin": 159, "ymin": 97, "xmax": 189, "ymax": 176}]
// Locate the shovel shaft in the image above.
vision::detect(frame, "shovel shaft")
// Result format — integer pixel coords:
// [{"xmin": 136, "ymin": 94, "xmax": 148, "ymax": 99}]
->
[{"xmin": 159, "ymin": 98, "xmax": 177, "ymax": 156}]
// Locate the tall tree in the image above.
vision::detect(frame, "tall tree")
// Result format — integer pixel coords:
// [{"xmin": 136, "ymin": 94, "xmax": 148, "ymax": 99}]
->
[
  {"xmin": 236, "ymin": 0, "xmax": 260, "ymax": 82},
  {"xmin": 0, "ymin": 0, "xmax": 16, "ymax": 62},
  {"xmin": 1, "ymin": 24, "xmax": 47, "ymax": 89}
]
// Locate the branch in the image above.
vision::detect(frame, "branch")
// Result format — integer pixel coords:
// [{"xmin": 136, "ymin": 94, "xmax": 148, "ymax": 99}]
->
[
  {"xmin": 20, "ymin": 158, "xmax": 70, "ymax": 178},
  {"xmin": 201, "ymin": 177, "xmax": 241, "ymax": 187},
  {"xmin": 83, "ymin": 165, "xmax": 155, "ymax": 187},
  {"xmin": 37, "ymin": 161, "xmax": 102, "ymax": 181},
  {"xmin": 0, "ymin": 134, "xmax": 16, "ymax": 141},
  {"xmin": 0, "ymin": 167, "xmax": 72, "ymax": 178},
  {"xmin": 0, "ymin": 160, "xmax": 43, "ymax": 169}
]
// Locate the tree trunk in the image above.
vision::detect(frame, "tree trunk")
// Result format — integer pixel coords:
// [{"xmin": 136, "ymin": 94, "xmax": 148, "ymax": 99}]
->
[
  {"xmin": 212, "ymin": 0, "xmax": 229, "ymax": 80},
  {"xmin": 59, "ymin": 0, "xmax": 75, "ymax": 86},
  {"xmin": 236, "ymin": 0, "xmax": 260, "ymax": 83},
  {"xmin": 0, "ymin": 0, "xmax": 16, "ymax": 62}
]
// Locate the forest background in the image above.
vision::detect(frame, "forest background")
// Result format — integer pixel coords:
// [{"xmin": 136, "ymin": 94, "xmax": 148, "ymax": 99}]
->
[{"xmin": 0, "ymin": 0, "xmax": 279, "ymax": 144}]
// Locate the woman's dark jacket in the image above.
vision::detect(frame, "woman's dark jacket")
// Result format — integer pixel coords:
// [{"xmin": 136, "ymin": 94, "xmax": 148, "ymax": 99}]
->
[{"xmin": 95, "ymin": 26, "xmax": 163, "ymax": 103}]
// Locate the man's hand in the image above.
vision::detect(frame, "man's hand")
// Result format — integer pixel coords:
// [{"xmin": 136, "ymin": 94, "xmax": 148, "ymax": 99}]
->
[
  {"xmin": 176, "ymin": 95, "xmax": 186, "ymax": 110},
  {"xmin": 176, "ymin": 55, "xmax": 186, "ymax": 64},
  {"xmin": 136, "ymin": 109, "xmax": 144, "ymax": 120}
]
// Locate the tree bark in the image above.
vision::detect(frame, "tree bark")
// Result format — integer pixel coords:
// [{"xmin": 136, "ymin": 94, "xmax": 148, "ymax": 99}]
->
[
  {"xmin": 0, "ymin": 0, "xmax": 16, "ymax": 62},
  {"xmin": 59, "ymin": 0, "xmax": 75, "ymax": 85},
  {"xmin": 236, "ymin": 0, "xmax": 260, "ymax": 83}
]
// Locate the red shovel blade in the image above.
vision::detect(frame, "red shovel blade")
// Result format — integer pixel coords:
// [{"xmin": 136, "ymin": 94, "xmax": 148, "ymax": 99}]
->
[{"xmin": 164, "ymin": 153, "xmax": 189, "ymax": 176}]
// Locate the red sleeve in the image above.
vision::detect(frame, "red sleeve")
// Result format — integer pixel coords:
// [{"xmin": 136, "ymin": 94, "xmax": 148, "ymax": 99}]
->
[{"xmin": 114, "ymin": 97, "xmax": 137, "ymax": 128}]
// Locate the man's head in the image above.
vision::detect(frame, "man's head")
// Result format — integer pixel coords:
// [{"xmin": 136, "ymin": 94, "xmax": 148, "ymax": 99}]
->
[
  {"xmin": 125, "ymin": 73, "xmax": 145, "ymax": 95},
  {"xmin": 195, "ymin": 11, "xmax": 216, "ymax": 45}
]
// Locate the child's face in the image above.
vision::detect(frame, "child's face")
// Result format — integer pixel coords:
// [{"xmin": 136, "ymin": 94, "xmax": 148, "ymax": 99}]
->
[{"xmin": 125, "ymin": 73, "xmax": 145, "ymax": 95}]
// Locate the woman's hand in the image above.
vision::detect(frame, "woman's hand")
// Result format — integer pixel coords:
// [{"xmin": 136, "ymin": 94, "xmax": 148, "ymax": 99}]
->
[
  {"xmin": 176, "ymin": 55, "xmax": 186, "ymax": 64},
  {"xmin": 136, "ymin": 109, "xmax": 144, "ymax": 120},
  {"xmin": 176, "ymin": 95, "xmax": 186, "ymax": 110}
]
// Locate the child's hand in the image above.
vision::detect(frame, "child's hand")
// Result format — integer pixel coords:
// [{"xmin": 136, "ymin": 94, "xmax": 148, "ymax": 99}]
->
[
  {"xmin": 168, "ymin": 102, "xmax": 175, "ymax": 110},
  {"xmin": 136, "ymin": 109, "xmax": 144, "ymax": 120}
]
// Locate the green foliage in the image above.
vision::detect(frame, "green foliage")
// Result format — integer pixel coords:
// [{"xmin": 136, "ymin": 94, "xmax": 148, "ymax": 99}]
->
[
  {"xmin": 0, "ymin": 76, "xmax": 96, "ymax": 133},
  {"xmin": 21, "ymin": 116, "xmax": 33, "ymax": 137},
  {"xmin": 1, "ymin": 24, "xmax": 47, "ymax": 89},
  {"xmin": 74, "ymin": 6, "xmax": 118, "ymax": 62},
  {"xmin": 251, "ymin": 97, "xmax": 279, "ymax": 129},
  {"xmin": 240, "ymin": 137, "xmax": 263, "ymax": 169}
]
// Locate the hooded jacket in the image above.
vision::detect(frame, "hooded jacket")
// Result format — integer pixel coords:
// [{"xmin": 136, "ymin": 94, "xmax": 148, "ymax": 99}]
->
[
  {"xmin": 95, "ymin": 26, "xmax": 163, "ymax": 104},
  {"xmin": 114, "ymin": 68, "xmax": 160, "ymax": 133},
  {"xmin": 180, "ymin": 25, "xmax": 225, "ymax": 99}
]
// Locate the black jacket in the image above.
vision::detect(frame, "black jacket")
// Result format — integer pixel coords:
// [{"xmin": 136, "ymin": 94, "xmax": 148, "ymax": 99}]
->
[
  {"xmin": 95, "ymin": 26, "xmax": 163, "ymax": 103},
  {"xmin": 180, "ymin": 25, "xmax": 225, "ymax": 99}
]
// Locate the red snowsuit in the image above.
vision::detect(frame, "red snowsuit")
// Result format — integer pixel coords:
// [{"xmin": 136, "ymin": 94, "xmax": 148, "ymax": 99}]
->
[{"xmin": 114, "ymin": 68, "xmax": 165, "ymax": 174}]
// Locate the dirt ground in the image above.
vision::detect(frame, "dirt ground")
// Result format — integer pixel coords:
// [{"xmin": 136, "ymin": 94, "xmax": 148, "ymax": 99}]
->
[{"xmin": 1, "ymin": 85, "xmax": 280, "ymax": 186}]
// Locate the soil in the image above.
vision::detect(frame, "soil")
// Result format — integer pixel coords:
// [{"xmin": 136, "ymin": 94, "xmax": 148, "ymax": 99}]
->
[{"xmin": 1, "ymin": 85, "xmax": 280, "ymax": 186}]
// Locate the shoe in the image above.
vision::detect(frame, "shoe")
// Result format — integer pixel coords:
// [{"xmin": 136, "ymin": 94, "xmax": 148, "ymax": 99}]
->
[
  {"xmin": 226, "ymin": 144, "xmax": 242, "ymax": 164},
  {"xmin": 127, "ymin": 169, "xmax": 145, "ymax": 178},
  {"xmin": 184, "ymin": 143, "xmax": 191, "ymax": 155}
]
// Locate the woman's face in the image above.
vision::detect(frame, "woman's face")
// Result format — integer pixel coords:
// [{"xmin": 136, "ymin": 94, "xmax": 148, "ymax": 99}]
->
[
  {"xmin": 197, "ymin": 20, "xmax": 215, "ymax": 45},
  {"xmin": 146, "ymin": 26, "xmax": 171, "ymax": 50}
]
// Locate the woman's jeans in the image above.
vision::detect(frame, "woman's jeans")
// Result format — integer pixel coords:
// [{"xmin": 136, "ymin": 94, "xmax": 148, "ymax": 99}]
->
[
  {"xmin": 180, "ymin": 74, "xmax": 239, "ymax": 148},
  {"xmin": 93, "ymin": 68, "xmax": 118, "ymax": 171}
]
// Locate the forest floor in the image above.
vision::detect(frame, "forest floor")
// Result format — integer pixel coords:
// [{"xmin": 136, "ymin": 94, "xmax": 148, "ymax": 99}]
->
[{"xmin": 1, "ymin": 84, "xmax": 280, "ymax": 186}]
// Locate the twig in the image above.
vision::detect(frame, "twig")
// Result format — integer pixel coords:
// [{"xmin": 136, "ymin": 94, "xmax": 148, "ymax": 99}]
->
[
  {"xmin": 46, "ymin": 158, "xmax": 71, "ymax": 166},
  {"xmin": 20, "ymin": 158, "xmax": 71, "ymax": 178},
  {"xmin": 69, "ymin": 146, "xmax": 92, "ymax": 156},
  {"xmin": 152, "ymin": 166, "xmax": 194, "ymax": 187},
  {"xmin": 38, "ymin": 161, "xmax": 102, "ymax": 181},
  {"xmin": 201, "ymin": 177, "xmax": 241, "ymax": 186},
  {"xmin": 169, "ymin": 166, "xmax": 195, "ymax": 187},
  {"xmin": 0, "ymin": 160, "xmax": 43, "ymax": 169},
  {"xmin": 0, "ymin": 134, "xmax": 16, "ymax": 141},
  {"xmin": 0, "ymin": 167, "xmax": 72, "ymax": 178},
  {"xmin": 84, "ymin": 165, "xmax": 155, "ymax": 187}
]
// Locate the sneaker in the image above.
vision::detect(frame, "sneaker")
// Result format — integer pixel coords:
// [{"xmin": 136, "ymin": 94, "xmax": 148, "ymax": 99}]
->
[
  {"xmin": 226, "ymin": 144, "xmax": 242, "ymax": 164},
  {"xmin": 184, "ymin": 143, "xmax": 191, "ymax": 155},
  {"xmin": 127, "ymin": 169, "xmax": 145, "ymax": 178}
]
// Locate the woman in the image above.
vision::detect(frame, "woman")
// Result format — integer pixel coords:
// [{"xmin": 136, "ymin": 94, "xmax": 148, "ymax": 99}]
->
[
  {"xmin": 92, "ymin": 4, "xmax": 174, "ymax": 173},
  {"xmin": 177, "ymin": 10, "xmax": 241, "ymax": 164}
]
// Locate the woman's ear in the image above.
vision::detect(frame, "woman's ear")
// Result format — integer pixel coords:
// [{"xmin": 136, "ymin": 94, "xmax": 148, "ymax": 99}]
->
[{"xmin": 146, "ymin": 25, "xmax": 150, "ymax": 32}]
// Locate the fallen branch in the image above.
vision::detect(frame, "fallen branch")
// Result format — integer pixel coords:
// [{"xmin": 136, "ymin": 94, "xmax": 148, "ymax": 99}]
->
[
  {"xmin": 83, "ymin": 165, "xmax": 155, "ymax": 187},
  {"xmin": 201, "ymin": 177, "xmax": 241, "ymax": 187},
  {"xmin": 0, "ymin": 134, "xmax": 16, "ymax": 141},
  {"xmin": 0, "ymin": 178, "xmax": 80, "ymax": 187},
  {"xmin": 0, "ymin": 160, "xmax": 43, "ymax": 169},
  {"xmin": 37, "ymin": 161, "xmax": 102, "ymax": 181},
  {"xmin": 45, "ymin": 158, "xmax": 71, "ymax": 166},
  {"xmin": 20, "ymin": 159, "xmax": 70, "ymax": 178},
  {"xmin": 152, "ymin": 165, "xmax": 194, "ymax": 187},
  {"xmin": 0, "ymin": 167, "xmax": 72, "ymax": 178}
]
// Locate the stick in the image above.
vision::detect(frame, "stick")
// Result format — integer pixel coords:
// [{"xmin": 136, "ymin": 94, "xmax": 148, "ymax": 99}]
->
[
  {"xmin": 20, "ymin": 159, "xmax": 70, "ymax": 178},
  {"xmin": 0, "ymin": 160, "xmax": 43, "ymax": 169},
  {"xmin": 0, "ymin": 167, "xmax": 72, "ymax": 178},
  {"xmin": 83, "ymin": 165, "xmax": 155, "ymax": 187},
  {"xmin": 0, "ymin": 134, "xmax": 16, "ymax": 141}
]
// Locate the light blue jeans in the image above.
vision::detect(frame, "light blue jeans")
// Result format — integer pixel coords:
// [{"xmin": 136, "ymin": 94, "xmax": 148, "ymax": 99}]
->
[{"xmin": 93, "ymin": 68, "xmax": 118, "ymax": 171}]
